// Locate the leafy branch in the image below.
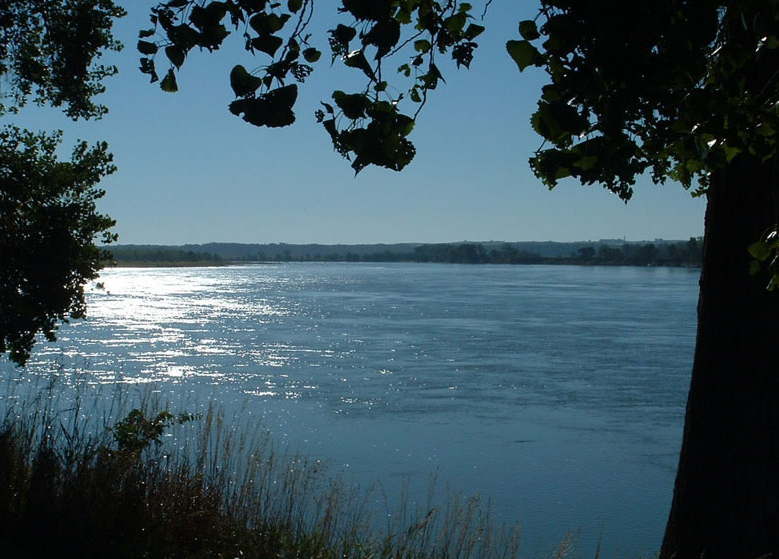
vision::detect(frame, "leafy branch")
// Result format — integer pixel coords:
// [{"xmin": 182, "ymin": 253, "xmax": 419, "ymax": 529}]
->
[{"xmin": 140, "ymin": 0, "xmax": 486, "ymax": 172}]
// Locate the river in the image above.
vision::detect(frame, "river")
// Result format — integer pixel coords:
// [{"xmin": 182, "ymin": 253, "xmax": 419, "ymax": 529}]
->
[{"xmin": 1, "ymin": 263, "xmax": 699, "ymax": 557}]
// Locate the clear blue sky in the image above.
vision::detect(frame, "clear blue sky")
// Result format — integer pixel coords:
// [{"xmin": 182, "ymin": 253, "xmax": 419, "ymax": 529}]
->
[{"xmin": 13, "ymin": 0, "xmax": 705, "ymax": 245}]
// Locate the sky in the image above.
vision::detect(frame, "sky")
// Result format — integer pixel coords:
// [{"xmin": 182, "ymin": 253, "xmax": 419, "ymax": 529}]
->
[{"xmin": 12, "ymin": 0, "xmax": 706, "ymax": 245}]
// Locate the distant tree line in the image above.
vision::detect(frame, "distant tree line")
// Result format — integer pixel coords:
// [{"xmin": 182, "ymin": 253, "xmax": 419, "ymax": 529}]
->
[
  {"xmin": 572, "ymin": 238, "xmax": 703, "ymax": 266},
  {"xmin": 230, "ymin": 239, "xmax": 702, "ymax": 267},
  {"xmin": 108, "ymin": 247, "xmax": 222, "ymax": 263}
]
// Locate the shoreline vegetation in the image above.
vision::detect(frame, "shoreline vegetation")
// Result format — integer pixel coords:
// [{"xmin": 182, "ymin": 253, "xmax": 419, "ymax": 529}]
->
[
  {"xmin": 106, "ymin": 238, "xmax": 703, "ymax": 268},
  {"xmin": 0, "ymin": 382, "xmax": 531, "ymax": 559}
]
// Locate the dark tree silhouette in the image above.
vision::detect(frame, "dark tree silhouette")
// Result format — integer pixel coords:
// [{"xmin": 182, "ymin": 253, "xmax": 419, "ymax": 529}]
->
[{"xmin": 0, "ymin": 0, "xmax": 125, "ymax": 364}]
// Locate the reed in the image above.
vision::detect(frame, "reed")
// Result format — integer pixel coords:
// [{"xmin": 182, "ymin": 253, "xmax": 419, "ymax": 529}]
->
[{"xmin": 0, "ymin": 379, "xmax": 525, "ymax": 559}]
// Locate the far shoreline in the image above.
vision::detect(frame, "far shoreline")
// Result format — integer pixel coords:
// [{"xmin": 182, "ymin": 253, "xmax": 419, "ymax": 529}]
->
[{"xmin": 106, "ymin": 260, "xmax": 227, "ymax": 268}]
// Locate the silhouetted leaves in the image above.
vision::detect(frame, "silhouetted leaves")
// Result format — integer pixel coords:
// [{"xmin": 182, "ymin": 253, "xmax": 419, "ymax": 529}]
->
[
  {"xmin": 230, "ymin": 65, "xmax": 264, "ymax": 97},
  {"xmin": 137, "ymin": 40, "xmax": 158, "ymax": 55},
  {"xmin": 139, "ymin": 0, "xmax": 489, "ymax": 172},
  {"xmin": 748, "ymin": 228, "xmax": 779, "ymax": 290},
  {"xmin": 1, "ymin": 1, "xmax": 123, "ymax": 364},
  {"xmin": 506, "ymin": 40, "xmax": 539, "ymax": 71},
  {"xmin": 1, "ymin": 127, "xmax": 116, "ymax": 365},
  {"xmin": 343, "ymin": 50, "xmax": 376, "ymax": 81},
  {"xmin": 510, "ymin": 0, "xmax": 779, "ymax": 209},
  {"xmin": 165, "ymin": 46, "xmax": 186, "ymax": 67},
  {"xmin": 249, "ymin": 12, "xmax": 287, "ymax": 35},
  {"xmin": 251, "ymin": 34, "xmax": 284, "ymax": 56},
  {"xmin": 363, "ymin": 18, "xmax": 401, "ymax": 59},
  {"xmin": 229, "ymin": 84, "xmax": 298, "ymax": 127},
  {"xmin": 1, "ymin": 0, "xmax": 125, "ymax": 119},
  {"xmin": 160, "ymin": 69, "xmax": 178, "ymax": 92},
  {"xmin": 302, "ymin": 48, "xmax": 321, "ymax": 63},
  {"xmin": 329, "ymin": 24, "xmax": 357, "ymax": 59},
  {"xmin": 332, "ymin": 91, "xmax": 370, "ymax": 119},
  {"xmin": 518, "ymin": 20, "xmax": 539, "ymax": 40},
  {"xmin": 339, "ymin": 0, "xmax": 392, "ymax": 22}
]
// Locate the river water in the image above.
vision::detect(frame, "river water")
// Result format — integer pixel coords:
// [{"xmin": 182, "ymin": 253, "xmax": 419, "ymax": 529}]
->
[{"xmin": 1, "ymin": 263, "xmax": 699, "ymax": 557}]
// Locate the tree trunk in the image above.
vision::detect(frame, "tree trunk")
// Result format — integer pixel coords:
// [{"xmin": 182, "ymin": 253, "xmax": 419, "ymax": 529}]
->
[{"xmin": 660, "ymin": 156, "xmax": 779, "ymax": 559}]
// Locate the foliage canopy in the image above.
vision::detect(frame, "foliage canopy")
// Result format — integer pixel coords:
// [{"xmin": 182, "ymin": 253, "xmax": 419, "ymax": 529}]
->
[
  {"xmin": 0, "ymin": 0, "xmax": 124, "ymax": 365},
  {"xmin": 514, "ymin": 1, "xmax": 779, "ymax": 287},
  {"xmin": 139, "ymin": 0, "xmax": 486, "ymax": 173},
  {"xmin": 0, "ymin": 0, "xmax": 125, "ymax": 119}
]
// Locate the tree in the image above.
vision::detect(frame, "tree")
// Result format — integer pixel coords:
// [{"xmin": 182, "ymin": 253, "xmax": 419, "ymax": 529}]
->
[
  {"xmin": 137, "ymin": 1, "xmax": 776, "ymax": 557},
  {"xmin": 0, "ymin": 0, "xmax": 125, "ymax": 365},
  {"xmin": 512, "ymin": 4, "xmax": 778, "ymax": 557}
]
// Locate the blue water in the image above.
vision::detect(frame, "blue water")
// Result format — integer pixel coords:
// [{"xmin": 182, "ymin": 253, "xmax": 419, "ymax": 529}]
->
[{"xmin": 1, "ymin": 263, "xmax": 699, "ymax": 557}]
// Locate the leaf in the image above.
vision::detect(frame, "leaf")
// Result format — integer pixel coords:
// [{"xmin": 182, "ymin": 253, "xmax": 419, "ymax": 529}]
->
[
  {"xmin": 418, "ymin": 63, "xmax": 444, "ymax": 90},
  {"xmin": 165, "ymin": 46, "xmax": 186, "ymax": 67},
  {"xmin": 576, "ymin": 155, "xmax": 598, "ymax": 171},
  {"xmin": 169, "ymin": 24, "xmax": 201, "ymax": 50},
  {"xmin": 288, "ymin": 0, "xmax": 302, "ymax": 12},
  {"xmin": 139, "ymin": 57, "xmax": 158, "ymax": 82},
  {"xmin": 322, "ymin": 117, "xmax": 338, "ymax": 141},
  {"xmin": 519, "ymin": 20, "xmax": 540, "ymax": 40},
  {"xmin": 398, "ymin": 115, "xmax": 415, "ymax": 136},
  {"xmin": 303, "ymin": 47, "xmax": 321, "ymax": 63},
  {"xmin": 506, "ymin": 40, "xmax": 540, "ymax": 72},
  {"xmin": 344, "ymin": 50, "xmax": 376, "ymax": 81},
  {"xmin": 749, "ymin": 259, "xmax": 762, "ymax": 276},
  {"xmin": 249, "ymin": 13, "xmax": 285, "ymax": 35},
  {"xmin": 722, "ymin": 144, "xmax": 741, "ymax": 163},
  {"xmin": 137, "ymin": 40, "xmax": 159, "ymax": 55},
  {"xmin": 332, "ymin": 90, "xmax": 370, "ymax": 119},
  {"xmin": 748, "ymin": 240, "xmax": 772, "ymax": 261},
  {"xmin": 541, "ymin": 84, "xmax": 561, "ymax": 102},
  {"xmin": 188, "ymin": 5, "xmax": 208, "ymax": 30},
  {"xmin": 339, "ymin": 0, "xmax": 391, "ymax": 22},
  {"xmin": 228, "ymin": 84, "xmax": 298, "ymax": 127},
  {"xmin": 139, "ymin": 29, "xmax": 156, "ymax": 39},
  {"xmin": 160, "ymin": 69, "xmax": 178, "ymax": 92},
  {"xmin": 452, "ymin": 42, "xmax": 476, "ymax": 68},
  {"xmin": 251, "ymin": 34, "xmax": 284, "ymax": 56},
  {"xmin": 230, "ymin": 65, "xmax": 264, "ymax": 97},
  {"xmin": 362, "ymin": 18, "xmax": 401, "ymax": 59},
  {"xmin": 464, "ymin": 24, "xmax": 485, "ymax": 40},
  {"xmin": 200, "ymin": 23, "xmax": 229, "ymax": 50},
  {"xmin": 414, "ymin": 39, "xmax": 431, "ymax": 53},
  {"xmin": 445, "ymin": 12, "xmax": 467, "ymax": 34},
  {"xmin": 329, "ymin": 24, "xmax": 357, "ymax": 59}
]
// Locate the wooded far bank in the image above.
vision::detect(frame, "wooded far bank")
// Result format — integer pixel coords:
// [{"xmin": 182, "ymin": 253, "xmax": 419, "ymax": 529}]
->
[{"xmin": 106, "ymin": 239, "xmax": 702, "ymax": 267}]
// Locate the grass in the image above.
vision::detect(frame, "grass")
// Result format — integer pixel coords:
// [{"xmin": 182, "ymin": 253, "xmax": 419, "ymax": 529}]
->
[{"xmin": 0, "ymin": 379, "xmax": 528, "ymax": 559}]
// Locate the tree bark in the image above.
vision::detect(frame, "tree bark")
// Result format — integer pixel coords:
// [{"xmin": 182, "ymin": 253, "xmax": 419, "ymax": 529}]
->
[{"xmin": 660, "ymin": 156, "xmax": 779, "ymax": 559}]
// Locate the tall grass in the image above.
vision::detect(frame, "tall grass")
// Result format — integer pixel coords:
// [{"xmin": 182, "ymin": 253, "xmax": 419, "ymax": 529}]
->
[{"xmin": 0, "ymin": 378, "xmax": 525, "ymax": 559}]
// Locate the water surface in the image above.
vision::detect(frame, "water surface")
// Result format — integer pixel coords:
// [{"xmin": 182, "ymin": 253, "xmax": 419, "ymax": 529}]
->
[{"xmin": 2, "ymin": 263, "xmax": 699, "ymax": 556}]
